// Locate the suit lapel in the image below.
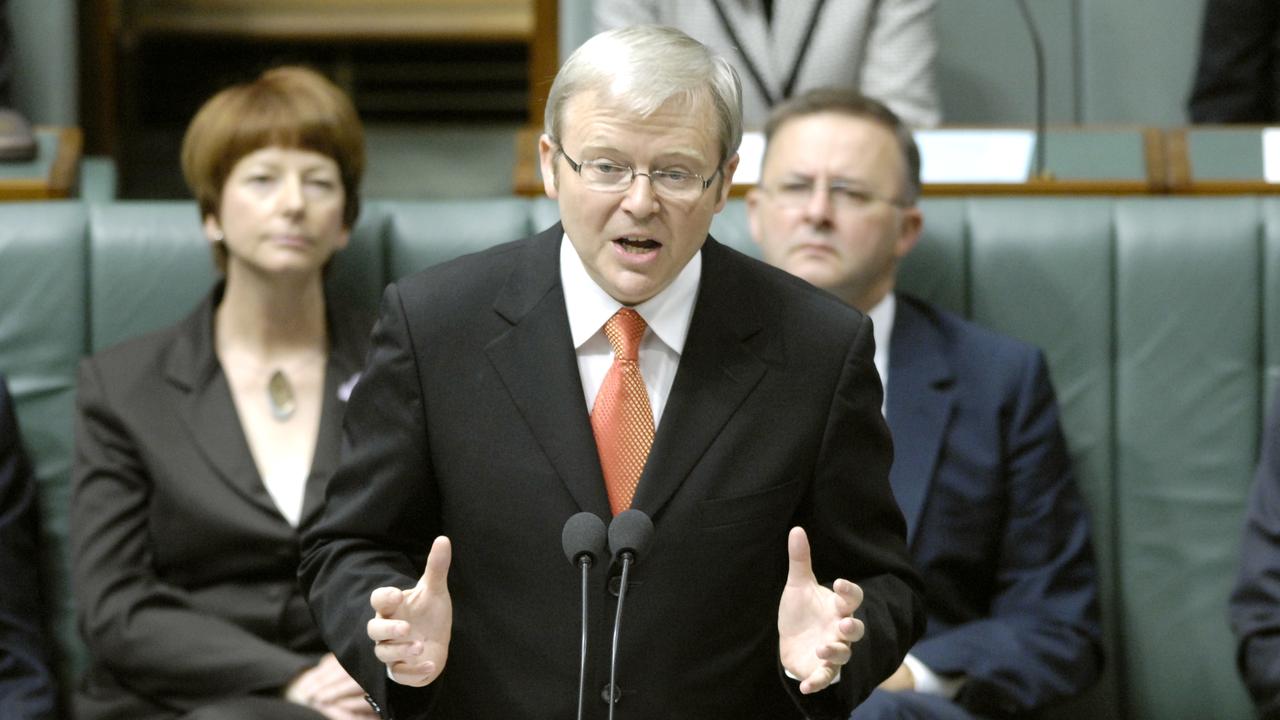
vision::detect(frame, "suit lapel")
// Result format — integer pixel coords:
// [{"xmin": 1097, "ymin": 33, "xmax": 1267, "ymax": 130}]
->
[
  {"xmin": 769, "ymin": 0, "xmax": 825, "ymax": 88},
  {"xmin": 715, "ymin": 0, "xmax": 781, "ymax": 98},
  {"xmin": 165, "ymin": 290, "xmax": 278, "ymax": 515},
  {"xmin": 633, "ymin": 239, "xmax": 771, "ymax": 518},
  {"xmin": 485, "ymin": 226, "xmax": 612, "ymax": 517},
  {"xmin": 300, "ymin": 312, "xmax": 367, "ymax": 527},
  {"xmin": 885, "ymin": 297, "xmax": 955, "ymax": 544}
]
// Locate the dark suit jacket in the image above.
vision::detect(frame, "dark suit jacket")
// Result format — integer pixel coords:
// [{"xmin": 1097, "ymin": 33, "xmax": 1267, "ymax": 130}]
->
[
  {"xmin": 1231, "ymin": 388, "xmax": 1280, "ymax": 719},
  {"xmin": 0, "ymin": 373, "xmax": 58, "ymax": 719},
  {"xmin": 299, "ymin": 225, "xmax": 925, "ymax": 720},
  {"xmin": 884, "ymin": 295, "xmax": 1102, "ymax": 717},
  {"xmin": 70, "ymin": 285, "xmax": 368, "ymax": 720},
  {"xmin": 1188, "ymin": 0, "xmax": 1280, "ymax": 122}
]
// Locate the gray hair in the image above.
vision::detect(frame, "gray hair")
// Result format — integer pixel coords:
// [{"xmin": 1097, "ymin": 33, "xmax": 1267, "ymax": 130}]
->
[{"xmin": 544, "ymin": 25, "xmax": 744, "ymax": 168}]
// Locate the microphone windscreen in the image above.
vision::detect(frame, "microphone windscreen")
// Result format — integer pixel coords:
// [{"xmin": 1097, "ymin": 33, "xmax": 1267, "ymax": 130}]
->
[
  {"xmin": 608, "ymin": 508, "xmax": 654, "ymax": 562},
  {"xmin": 562, "ymin": 511, "xmax": 608, "ymax": 566}
]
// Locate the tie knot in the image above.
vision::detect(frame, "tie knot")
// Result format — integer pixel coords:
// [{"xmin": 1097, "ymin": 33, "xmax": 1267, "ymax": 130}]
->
[{"xmin": 603, "ymin": 308, "xmax": 647, "ymax": 361}]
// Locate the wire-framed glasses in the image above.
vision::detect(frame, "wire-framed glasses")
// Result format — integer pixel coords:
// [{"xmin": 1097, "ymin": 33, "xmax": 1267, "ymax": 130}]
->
[
  {"xmin": 763, "ymin": 179, "xmax": 909, "ymax": 211},
  {"xmin": 556, "ymin": 145, "xmax": 721, "ymax": 202}
]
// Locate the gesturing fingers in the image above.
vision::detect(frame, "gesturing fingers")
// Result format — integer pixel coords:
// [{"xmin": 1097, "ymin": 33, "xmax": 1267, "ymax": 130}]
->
[
  {"xmin": 367, "ymin": 536, "xmax": 454, "ymax": 688},
  {"xmin": 370, "ymin": 586, "xmax": 405, "ymax": 619},
  {"xmin": 785, "ymin": 527, "xmax": 816, "ymax": 588},
  {"xmin": 799, "ymin": 663, "xmax": 839, "ymax": 695},
  {"xmin": 831, "ymin": 578, "xmax": 864, "ymax": 616},
  {"xmin": 838, "ymin": 615, "xmax": 866, "ymax": 644},
  {"xmin": 420, "ymin": 536, "xmax": 452, "ymax": 596}
]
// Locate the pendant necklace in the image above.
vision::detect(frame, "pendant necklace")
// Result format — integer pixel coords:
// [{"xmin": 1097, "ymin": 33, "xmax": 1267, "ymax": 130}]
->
[{"xmin": 267, "ymin": 369, "xmax": 297, "ymax": 421}]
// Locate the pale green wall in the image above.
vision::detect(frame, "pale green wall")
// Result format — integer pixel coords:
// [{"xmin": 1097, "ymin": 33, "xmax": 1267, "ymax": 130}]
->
[
  {"xmin": 1078, "ymin": 0, "xmax": 1203, "ymax": 125},
  {"xmin": 938, "ymin": 0, "xmax": 1206, "ymax": 126},
  {"xmin": 8, "ymin": 0, "xmax": 76, "ymax": 124},
  {"xmin": 937, "ymin": 0, "xmax": 1081, "ymax": 123}
]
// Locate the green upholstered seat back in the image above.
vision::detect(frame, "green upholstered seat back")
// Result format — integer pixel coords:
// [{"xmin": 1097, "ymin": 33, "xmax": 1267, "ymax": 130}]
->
[
  {"xmin": 0, "ymin": 202, "xmax": 89, "ymax": 701},
  {"xmin": 0, "ymin": 196, "xmax": 1267, "ymax": 719}
]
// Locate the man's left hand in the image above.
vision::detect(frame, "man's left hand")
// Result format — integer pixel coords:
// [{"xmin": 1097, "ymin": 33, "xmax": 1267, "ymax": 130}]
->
[{"xmin": 778, "ymin": 526, "xmax": 865, "ymax": 694}]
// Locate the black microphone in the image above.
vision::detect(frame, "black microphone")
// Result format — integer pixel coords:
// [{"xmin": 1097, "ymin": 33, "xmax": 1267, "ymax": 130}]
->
[
  {"xmin": 562, "ymin": 512, "xmax": 607, "ymax": 720},
  {"xmin": 1014, "ymin": 0, "xmax": 1050, "ymax": 180},
  {"xmin": 604, "ymin": 509, "xmax": 653, "ymax": 719}
]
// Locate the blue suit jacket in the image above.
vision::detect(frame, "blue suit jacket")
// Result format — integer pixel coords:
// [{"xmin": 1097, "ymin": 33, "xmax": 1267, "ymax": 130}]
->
[
  {"xmin": 0, "ymin": 373, "xmax": 58, "ymax": 719},
  {"xmin": 884, "ymin": 295, "xmax": 1102, "ymax": 717},
  {"xmin": 1231, "ymin": 388, "xmax": 1280, "ymax": 718}
]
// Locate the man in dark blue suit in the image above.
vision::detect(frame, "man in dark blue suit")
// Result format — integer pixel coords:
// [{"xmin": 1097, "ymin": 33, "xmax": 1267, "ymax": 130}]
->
[
  {"xmin": 747, "ymin": 88, "xmax": 1102, "ymax": 719},
  {"xmin": 0, "ymin": 373, "xmax": 58, "ymax": 719},
  {"xmin": 1231, "ymin": 389, "xmax": 1280, "ymax": 718}
]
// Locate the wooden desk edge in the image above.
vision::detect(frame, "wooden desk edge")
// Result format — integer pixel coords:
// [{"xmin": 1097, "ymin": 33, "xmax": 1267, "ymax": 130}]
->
[{"xmin": 46, "ymin": 127, "xmax": 83, "ymax": 198}]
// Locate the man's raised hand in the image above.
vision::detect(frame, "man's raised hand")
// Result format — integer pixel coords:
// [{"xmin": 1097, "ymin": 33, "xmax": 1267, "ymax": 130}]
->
[
  {"xmin": 777, "ymin": 526, "xmax": 865, "ymax": 694},
  {"xmin": 366, "ymin": 535, "xmax": 453, "ymax": 686}
]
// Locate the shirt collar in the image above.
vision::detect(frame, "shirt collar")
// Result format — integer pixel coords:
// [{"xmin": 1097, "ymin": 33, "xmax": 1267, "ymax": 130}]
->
[
  {"xmin": 866, "ymin": 291, "xmax": 896, "ymax": 386},
  {"xmin": 560, "ymin": 233, "xmax": 702, "ymax": 354}
]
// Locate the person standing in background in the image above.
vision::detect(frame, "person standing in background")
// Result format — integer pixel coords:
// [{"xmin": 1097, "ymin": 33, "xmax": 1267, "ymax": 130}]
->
[
  {"xmin": 0, "ymin": 0, "xmax": 11, "ymax": 107},
  {"xmin": 1188, "ymin": 0, "xmax": 1280, "ymax": 122},
  {"xmin": 595, "ymin": 0, "xmax": 940, "ymax": 129}
]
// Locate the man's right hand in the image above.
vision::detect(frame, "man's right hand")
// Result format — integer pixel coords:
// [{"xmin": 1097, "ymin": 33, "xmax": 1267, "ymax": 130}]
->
[{"xmin": 366, "ymin": 535, "xmax": 453, "ymax": 686}]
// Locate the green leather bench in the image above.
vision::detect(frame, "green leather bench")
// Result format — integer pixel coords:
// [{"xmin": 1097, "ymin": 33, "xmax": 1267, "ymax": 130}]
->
[{"xmin": 0, "ymin": 197, "xmax": 1264, "ymax": 719}]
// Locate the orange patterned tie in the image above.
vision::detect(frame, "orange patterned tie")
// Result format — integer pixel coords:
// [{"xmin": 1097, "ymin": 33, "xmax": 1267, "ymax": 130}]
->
[{"xmin": 591, "ymin": 308, "xmax": 655, "ymax": 515}]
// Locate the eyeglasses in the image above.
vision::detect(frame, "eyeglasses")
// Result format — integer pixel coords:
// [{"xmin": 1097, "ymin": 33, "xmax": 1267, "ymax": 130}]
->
[
  {"xmin": 763, "ymin": 179, "xmax": 909, "ymax": 211},
  {"xmin": 556, "ymin": 145, "xmax": 721, "ymax": 202}
]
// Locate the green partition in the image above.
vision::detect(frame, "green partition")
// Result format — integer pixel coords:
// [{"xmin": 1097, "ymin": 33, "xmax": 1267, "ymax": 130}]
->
[
  {"xmin": 1264, "ymin": 200, "xmax": 1280, "ymax": 407},
  {"xmin": 903, "ymin": 198, "xmax": 967, "ymax": 315},
  {"xmin": 383, "ymin": 198, "xmax": 535, "ymax": 281},
  {"xmin": 969, "ymin": 197, "xmax": 1118, "ymax": 719},
  {"xmin": 0, "ymin": 201, "xmax": 88, "ymax": 703},
  {"xmin": 1115, "ymin": 197, "xmax": 1255, "ymax": 719},
  {"xmin": 87, "ymin": 202, "xmax": 214, "ymax": 352}
]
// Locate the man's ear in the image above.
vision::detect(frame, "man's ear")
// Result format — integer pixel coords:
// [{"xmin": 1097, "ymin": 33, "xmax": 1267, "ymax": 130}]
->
[
  {"xmin": 712, "ymin": 152, "xmax": 740, "ymax": 213},
  {"xmin": 895, "ymin": 206, "xmax": 924, "ymax": 259},
  {"xmin": 538, "ymin": 134, "xmax": 560, "ymax": 200},
  {"xmin": 745, "ymin": 187, "xmax": 765, "ymax": 250}
]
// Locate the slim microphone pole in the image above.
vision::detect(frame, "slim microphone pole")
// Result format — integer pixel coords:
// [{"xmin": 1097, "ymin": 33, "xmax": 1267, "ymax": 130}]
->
[
  {"xmin": 605, "ymin": 509, "xmax": 653, "ymax": 720},
  {"xmin": 1014, "ymin": 0, "xmax": 1051, "ymax": 180},
  {"xmin": 562, "ymin": 512, "xmax": 607, "ymax": 720}
]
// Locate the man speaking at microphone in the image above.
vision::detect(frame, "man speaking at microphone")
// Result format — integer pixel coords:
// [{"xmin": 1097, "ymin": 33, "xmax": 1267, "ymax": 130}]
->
[{"xmin": 299, "ymin": 25, "xmax": 924, "ymax": 719}]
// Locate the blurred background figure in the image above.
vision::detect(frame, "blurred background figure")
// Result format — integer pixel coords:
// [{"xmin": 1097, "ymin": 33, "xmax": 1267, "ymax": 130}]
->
[
  {"xmin": 747, "ymin": 87, "xmax": 1103, "ymax": 719},
  {"xmin": 594, "ymin": 0, "xmax": 940, "ymax": 129},
  {"xmin": 0, "ymin": 373, "xmax": 59, "ymax": 720},
  {"xmin": 1188, "ymin": 0, "xmax": 1280, "ymax": 122},
  {"xmin": 0, "ymin": 0, "xmax": 11, "ymax": 107},
  {"xmin": 1231, "ymin": 388, "xmax": 1280, "ymax": 718},
  {"xmin": 69, "ymin": 66, "xmax": 375, "ymax": 720}
]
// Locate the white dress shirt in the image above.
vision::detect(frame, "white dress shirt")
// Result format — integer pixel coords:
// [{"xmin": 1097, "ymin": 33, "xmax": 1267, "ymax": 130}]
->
[
  {"xmin": 560, "ymin": 234, "xmax": 700, "ymax": 426},
  {"xmin": 866, "ymin": 293, "xmax": 896, "ymax": 416}
]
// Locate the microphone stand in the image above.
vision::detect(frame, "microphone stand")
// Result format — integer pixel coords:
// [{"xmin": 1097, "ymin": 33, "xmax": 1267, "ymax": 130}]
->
[
  {"xmin": 562, "ymin": 512, "xmax": 606, "ymax": 720},
  {"xmin": 1015, "ymin": 0, "xmax": 1052, "ymax": 180},
  {"xmin": 607, "ymin": 552, "xmax": 634, "ymax": 720},
  {"xmin": 577, "ymin": 555, "xmax": 590, "ymax": 720}
]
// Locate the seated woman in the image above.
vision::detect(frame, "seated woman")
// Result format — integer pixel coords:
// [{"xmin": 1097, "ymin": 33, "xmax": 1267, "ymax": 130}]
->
[{"xmin": 70, "ymin": 66, "xmax": 375, "ymax": 720}]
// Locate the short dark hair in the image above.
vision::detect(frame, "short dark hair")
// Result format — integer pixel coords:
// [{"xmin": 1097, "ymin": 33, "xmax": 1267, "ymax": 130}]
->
[
  {"xmin": 181, "ymin": 66, "xmax": 365, "ymax": 271},
  {"xmin": 762, "ymin": 89, "xmax": 921, "ymax": 205}
]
